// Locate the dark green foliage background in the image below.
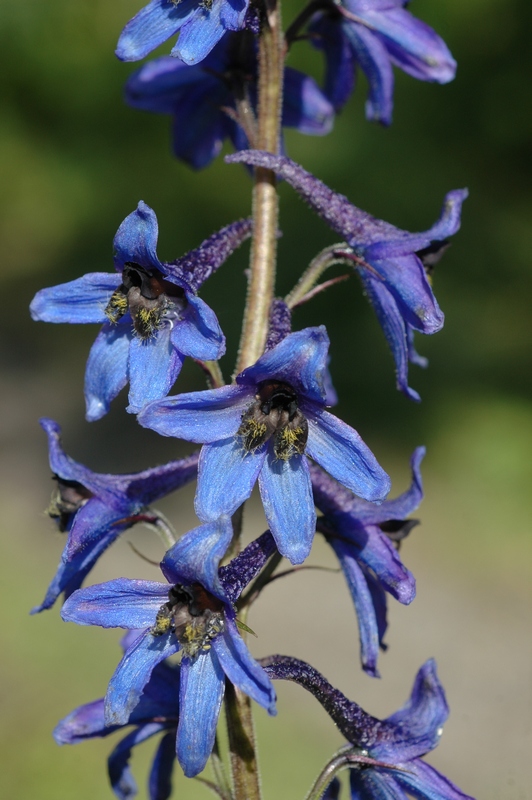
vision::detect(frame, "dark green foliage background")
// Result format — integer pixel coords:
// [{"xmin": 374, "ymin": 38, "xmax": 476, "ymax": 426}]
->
[{"xmin": 0, "ymin": 1, "xmax": 531, "ymax": 798}]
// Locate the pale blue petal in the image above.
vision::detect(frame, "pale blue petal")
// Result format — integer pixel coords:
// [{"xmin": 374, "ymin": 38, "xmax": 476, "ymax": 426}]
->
[
  {"xmin": 212, "ymin": 617, "xmax": 276, "ymax": 713},
  {"xmin": 127, "ymin": 327, "xmax": 184, "ymax": 414},
  {"xmin": 106, "ymin": 632, "xmax": 179, "ymax": 725},
  {"xmin": 305, "ymin": 407, "xmax": 391, "ymax": 502},
  {"xmin": 170, "ymin": 294, "xmax": 225, "ymax": 360},
  {"xmin": 30, "ymin": 273, "xmax": 121, "ymax": 324},
  {"xmin": 84, "ymin": 321, "xmax": 132, "ymax": 421},
  {"xmin": 138, "ymin": 385, "xmax": 252, "ymax": 442},
  {"xmin": 61, "ymin": 578, "xmax": 169, "ymax": 629},
  {"xmin": 393, "ymin": 759, "xmax": 475, "ymax": 800},
  {"xmin": 117, "ymin": 0, "xmax": 197, "ymax": 62},
  {"xmin": 258, "ymin": 451, "xmax": 315, "ymax": 565},
  {"xmin": 172, "ymin": 1, "xmax": 226, "ymax": 66},
  {"xmin": 113, "ymin": 201, "xmax": 163, "ymax": 271},
  {"xmin": 161, "ymin": 519, "xmax": 233, "ymax": 599},
  {"xmin": 177, "ymin": 650, "xmax": 225, "ymax": 777},
  {"xmin": 195, "ymin": 438, "xmax": 265, "ymax": 521}
]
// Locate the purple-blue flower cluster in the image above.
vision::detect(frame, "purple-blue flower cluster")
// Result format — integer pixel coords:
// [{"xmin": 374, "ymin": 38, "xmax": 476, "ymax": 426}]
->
[{"xmin": 29, "ymin": 1, "xmax": 476, "ymax": 798}]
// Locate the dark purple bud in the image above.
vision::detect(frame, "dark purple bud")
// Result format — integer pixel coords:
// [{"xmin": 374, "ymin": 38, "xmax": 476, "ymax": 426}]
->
[
  {"xmin": 265, "ymin": 299, "xmax": 292, "ymax": 350},
  {"xmin": 219, "ymin": 531, "xmax": 277, "ymax": 603}
]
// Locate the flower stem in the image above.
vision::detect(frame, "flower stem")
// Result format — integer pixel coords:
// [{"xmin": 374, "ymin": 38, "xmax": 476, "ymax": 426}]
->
[
  {"xmin": 235, "ymin": 0, "xmax": 284, "ymax": 374},
  {"xmin": 284, "ymin": 244, "xmax": 352, "ymax": 308},
  {"xmin": 225, "ymin": 680, "xmax": 261, "ymax": 800}
]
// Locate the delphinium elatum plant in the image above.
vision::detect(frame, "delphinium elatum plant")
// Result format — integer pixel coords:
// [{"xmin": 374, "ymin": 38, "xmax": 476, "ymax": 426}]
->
[{"xmin": 31, "ymin": 0, "xmax": 474, "ymax": 798}]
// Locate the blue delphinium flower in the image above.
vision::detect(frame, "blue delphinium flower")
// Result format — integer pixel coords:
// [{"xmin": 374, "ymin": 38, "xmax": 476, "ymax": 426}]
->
[
  {"xmin": 125, "ymin": 30, "xmax": 334, "ymax": 169},
  {"xmin": 262, "ymin": 655, "xmax": 474, "ymax": 800},
  {"xmin": 138, "ymin": 326, "xmax": 391, "ymax": 565},
  {"xmin": 116, "ymin": 0, "xmax": 251, "ymax": 66},
  {"xmin": 227, "ymin": 151, "xmax": 468, "ymax": 401},
  {"xmin": 32, "ymin": 418, "xmax": 198, "ymax": 613},
  {"xmin": 31, "ymin": 204, "xmax": 251, "ymax": 419},
  {"xmin": 309, "ymin": 0, "xmax": 456, "ymax": 124},
  {"xmin": 312, "ymin": 447, "xmax": 424, "ymax": 677},
  {"xmin": 55, "ymin": 632, "xmax": 180, "ymax": 800},
  {"xmin": 61, "ymin": 524, "xmax": 277, "ymax": 777}
]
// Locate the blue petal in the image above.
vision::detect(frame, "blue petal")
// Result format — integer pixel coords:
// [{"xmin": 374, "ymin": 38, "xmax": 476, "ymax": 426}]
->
[
  {"xmin": 330, "ymin": 538, "xmax": 381, "ymax": 677},
  {"xmin": 170, "ymin": 294, "xmax": 225, "ymax": 360},
  {"xmin": 375, "ymin": 446, "xmax": 425, "ymax": 521},
  {"xmin": 172, "ymin": 1, "xmax": 227, "ymax": 65},
  {"xmin": 258, "ymin": 451, "xmax": 315, "ymax": 565},
  {"xmin": 195, "ymin": 438, "xmax": 265, "ymax": 521},
  {"xmin": 358, "ymin": 5, "xmax": 456, "ymax": 83},
  {"xmin": 321, "ymin": 777, "xmax": 342, "ymax": 800},
  {"xmin": 127, "ymin": 327, "xmax": 184, "ymax": 415},
  {"xmin": 61, "ymin": 578, "xmax": 169, "ymax": 629},
  {"xmin": 359, "ymin": 272, "xmax": 421, "ymax": 402},
  {"xmin": 113, "ymin": 201, "xmax": 164, "ymax": 272},
  {"xmin": 237, "ymin": 327, "xmax": 330, "ymax": 405},
  {"xmin": 219, "ymin": 0, "xmax": 248, "ymax": 31},
  {"xmin": 393, "ymin": 759, "xmax": 475, "ymax": 800},
  {"xmin": 125, "ymin": 55, "xmax": 205, "ymax": 114},
  {"xmin": 373, "ymin": 659, "xmax": 448, "ymax": 762},
  {"xmin": 282, "ymin": 68, "xmax": 334, "ymax": 136},
  {"xmin": 85, "ymin": 321, "xmax": 132, "ymax": 421},
  {"xmin": 161, "ymin": 519, "xmax": 233, "ymax": 599},
  {"xmin": 117, "ymin": 0, "xmax": 197, "ymax": 62},
  {"xmin": 64, "ymin": 497, "xmax": 127, "ymax": 558},
  {"xmin": 32, "ymin": 504, "xmax": 125, "ymax": 613},
  {"xmin": 54, "ymin": 699, "xmax": 110, "ymax": 744},
  {"xmin": 106, "ymin": 632, "xmax": 179, "ymax": 725},
  {"xmin": 30, "ymin": 273, "xmax": 121, "ymax": 324},
  {"xmin": 170, "ymin": 82, "xmax": 228, "ymax": 168},
  {"xmin": 212, "ymin": 616, "xmax": 276, "ymax": 713},
  {"xmin": 346, "ymin": 524, "xmax": 416, "ymax": 604},
  {"xmin": 343, "ymin": 20, "xmax": 395, "ymax": 124},
  {"xmin": 305, "ymin": 406, "xmax": 391, "ymax": 502},
  {"xmin": 108, "ymin": 723, "xmax": 166, "ymax": 800},
  {"xmin": 349, "ymin": 769, "xmax": 407, "ymax": 800},
  {"xmin": 361, "ymin": 254, "xmax": 443, "ymax": 334},
  {"xmin": 138, "ymin": 384, "xmax": 252, "ymax": 442},
  {"xmin": 40, "ymin": 418, "xmax": 102, "ymax": 490},
  {"xmin": 309, "ymin": 14, "xmax": 356, "ymax": 111},
  {"xmin": 149, "ymin": 731, "xmax": 176, "ymax": 800},
  {"xmin": 177, "ymin": 650, "xmax": 225, "ymax": 777},
  {"xmin": 419, "ymin": 189, "xmax": 469, "ymax": 243}
]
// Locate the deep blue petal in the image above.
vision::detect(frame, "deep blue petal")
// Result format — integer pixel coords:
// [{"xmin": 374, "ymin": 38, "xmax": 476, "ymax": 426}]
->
[
  {"xmin": 219, "ymin": 0, "xmax": 248, "ymax": 30},
  {"xmin": 343, "ymin": 20, "xmax": 395, "ymax": 124},
  {"xmin": 350, "ymin": 768, "xmax": 407, "ymax": 800},
  {"xmin": 330, "ymin": 538, "xmax": 381, "ymax": 677},
  {"xmin": 113, "ymin": 201, "xmax": 163, "ymax": 272},
  {"xmin": 108, "ymin": 723, "xmax": 166, "ymax": 800},
  {"xmin": 177, "ymin": 650, "xmax": 225, "ymax": 777},
  {"xmin": 106, "ymin": 632, "xmax": 179, "ymax": 725},
  {"xmin": 161, "ymin": 519, "xmax": 233, "ymax": 599},
  {"xmin": 127, "ymin": 327, "xmax": 184, "ymax": 414},
  {"xmin": 321, "ymin": 777, "xmax": 342, "ymax": 800},
  {"xmin": 125, "ymin": 56, "xmax": 206, "ymax": 115},
  {"xmin": 376, "ymin": 446, "xmax": 425, "ymax": 521},
  {"xmin": 258, "ymin": 451, "xmax": 315, "ymax": 565},
  {"xmin": 32, "ymin": 507, "xmax": 125, "ymax": 613},
  {"xmin": 359, "ymin": 273, "xmax": 421, "ymax": 401},
  {"xmin": 117, "ymin": 0, "xmax": 197, "ymax": 62},
  {"xmin": 54, "ymin": 699, "xmax": 111, "ymax": 744},
  {"xmin": 85, "ymin": 321, "xmax": 132, "ymax": 421},
  {"xmin": 149, "ymin": 731, "xmax": 176, "ymax": 800},
  {"xmin": 40, "ymin": 418, "xmax": 102, "ymax": 490},
  {"xmin": 393, "ymin": 759, "xmax": 475, "ymax": 800},
  {"xmin": 195, "ymin": 438, "xmax": 265, "ymax": 521},
  {"xmin": 305, "ymin": 406, "xmax": 391, "ymax": 502},
  {"xmin": 356, "ymin": 4, "xmax": 456, "ymax": 83},
  {"xmin": 169, "ymin": 80, "xmax": 228, "ymax": 168},
  {"xmin": 122, "ymin": 451, "xmax": 199, "ymax": 507},
  {"xmin": 172, "ymin": 1, "xmax": 227, "ymax": 65},
  {"xmin": 61, "ymin": 579, "xmax": 169, "ymax": 629},
  {"xmin": 310, "ymin": 14, "xmax": 356, "ymax": 112},
  {"xmin": 282, "ymin": 68, "xmax": 334, "ymax": 135},
  {"xmin": 237, "ymin": 327, "xmax": 330, "ymax": 405},
  {"xmin": 170, "ymin": 294, "xmax": 225, "ymax": 360},
  {"xmin": 138, "ymin": 384, "xmax": 252, "ymax": 442},
  {"xmin": 30, "ymin": 273, "xmax": 120, "ymax": 324},
  {"xmin": 373, "ymin": 659, "xmax": 449, "ymax": 762},
  {"xmin": 212, "ymin": 616, "xmax": 276, "ymax": 713}
]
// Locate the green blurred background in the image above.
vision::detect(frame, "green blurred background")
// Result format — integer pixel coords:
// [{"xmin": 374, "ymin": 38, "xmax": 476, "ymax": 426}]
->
[{"xmin": 1, "ymin": 0, "xmax": 531, "ymax": 797}]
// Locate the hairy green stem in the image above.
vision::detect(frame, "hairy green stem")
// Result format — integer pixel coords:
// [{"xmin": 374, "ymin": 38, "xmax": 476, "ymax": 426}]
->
[
  {"xmin": 285, "ymin": 244, "xmax": 351, "ymax": 308},
  {"xmin": 304, "ymin": 746, "xmax": 356, "ymax": 800},
  {"xmin": 225, "ymin": 680, "xmax": 262, "ymax": 800},
  {"xmin": 235, "ymin": 0, "xmax": 284, "ymax": 374}
]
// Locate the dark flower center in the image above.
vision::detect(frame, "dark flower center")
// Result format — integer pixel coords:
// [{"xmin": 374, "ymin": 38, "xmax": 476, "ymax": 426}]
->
[
  {"xmin": 104, "ymin": 262, "xmax": 186, "ymax": 340},
  {"xmin": 151, "ymin": 582, "xmax": 225, "ymax": 658},
  {"xmin": 237, "ymin": 380, "xmax": 308, "ymax": 461},
  {"xmin": 47, "ymin": 475, "xmax": 93, "ymax": 532}
]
